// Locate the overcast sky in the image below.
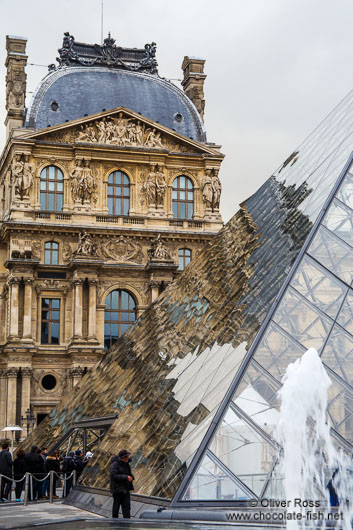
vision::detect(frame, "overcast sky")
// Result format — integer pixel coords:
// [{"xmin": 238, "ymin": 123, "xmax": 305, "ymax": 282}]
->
[{"xmin": 1, "ymin": 0, "xmax": 353, "ymax": 222}]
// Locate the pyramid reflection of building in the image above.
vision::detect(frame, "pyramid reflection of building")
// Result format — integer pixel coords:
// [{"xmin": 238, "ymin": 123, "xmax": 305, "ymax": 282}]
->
[{"xmin": 24, "ymin": 88, "xmax": 353, "ymax": 510}]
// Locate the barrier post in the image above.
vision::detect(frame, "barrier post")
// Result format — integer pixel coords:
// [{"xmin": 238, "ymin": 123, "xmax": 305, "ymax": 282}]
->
[
  {"xmin": 24, "ymin": 473, "xmax": 29, "ymax": 506},
  {"xmin": 49, "ymin": 471, "xmax": 53, "ymax": 503}
]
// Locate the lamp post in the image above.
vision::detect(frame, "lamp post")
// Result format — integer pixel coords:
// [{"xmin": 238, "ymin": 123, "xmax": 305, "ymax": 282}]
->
[
  {"xmin": 20, "ymin": 408, "xmax": 36, "ymax": 436},
  {"xmin": 1, "ymin": 426, "xmax": 23, "ymax": 457}
]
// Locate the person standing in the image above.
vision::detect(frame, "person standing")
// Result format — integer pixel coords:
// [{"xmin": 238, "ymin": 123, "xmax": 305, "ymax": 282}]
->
[
  {"xmin": 73, "ymin": 450, "xmax": 84, "ymax": 481},
  {"xmin": 0, "ymin": 443, "xmax": 13, "ymax": 502},
  {"xmin": 24, "ymin": 446, "xmax": 45, "ymax": 500},
  {"xmin": 61, "ymin": 451, "xmax": 76, "ymax": 497},
  {"xmin": 13, "ymin": 449, "xmax": 26, "ymax": 501},
  {"xmin": 45, "ymin": 452, "xmax": 60, "ymax": 499},
  {"xmin": 110, "ymin": 449, "xmax": 134, "ymax": 518}
]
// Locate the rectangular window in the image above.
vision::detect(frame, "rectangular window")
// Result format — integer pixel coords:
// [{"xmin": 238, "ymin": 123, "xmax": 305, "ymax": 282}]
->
[{"xmin": 41, "ymin": 298, "xmax": 60, "ymax": 344}]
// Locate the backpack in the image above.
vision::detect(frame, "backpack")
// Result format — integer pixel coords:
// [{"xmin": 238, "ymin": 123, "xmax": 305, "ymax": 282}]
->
[{"xmin": 62, "ymin": 457, "xmax": 75, "ymax": 473}]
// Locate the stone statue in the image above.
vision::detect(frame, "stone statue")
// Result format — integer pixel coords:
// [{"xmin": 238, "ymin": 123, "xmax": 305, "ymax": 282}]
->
[
  {"xmin": 70, "ymin": 159, "xmax": 97, "ymax": 204},
  {"xmin": 12, "ymin": 154, "xmax": 34, "ymax": 199},
  {"xmin": 202, "ymin": 169, "xmax": 213, "ymax": 209},
  {"xmin": 155, "ymin": 165, "xmax": 166, "ymax": 206},
  {"xmin": 145, "ymin": 128, "xmax": 164, "ymax": 149},
  {"xmin": 75, "ymin": 231, "xmax": 97, "ymax": 256},
  {"xmin": 144, "ymin": 166, "xmax": 157, "ymax": 206},
  {"xmin": 148, "ymin": 234, "xmax": 171, "ymax": 260},
  {"xmin": 70, "ymin": 159, "xmax": 83, "ymax": 202},
  {"xmin": 77, "ymin": 123, "xmax": 97, "ymax": 142},
  {"xmin": 96, "ymin": 118, "xmax": 108, "ymax": 143},
  {"xmin": 211, "ymin": 170, "xmax": 222, "ymax": 210}
]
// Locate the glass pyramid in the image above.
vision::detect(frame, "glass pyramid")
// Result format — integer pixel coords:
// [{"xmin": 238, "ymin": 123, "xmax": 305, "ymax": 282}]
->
[{"xmin": 173, "ymin": 154, "xmax": 353, "ymax": 505}]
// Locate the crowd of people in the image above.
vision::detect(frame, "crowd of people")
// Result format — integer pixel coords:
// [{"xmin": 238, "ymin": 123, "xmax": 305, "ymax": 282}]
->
[{"xmin": 0, "ymin": 442, "xmax": 93, "ymax": 502}]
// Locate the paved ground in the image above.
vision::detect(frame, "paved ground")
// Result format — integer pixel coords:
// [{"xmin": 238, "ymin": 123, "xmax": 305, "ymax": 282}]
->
[{"xmin": 0, "ymin": 501, "xmax": 104, "ymax": 529}]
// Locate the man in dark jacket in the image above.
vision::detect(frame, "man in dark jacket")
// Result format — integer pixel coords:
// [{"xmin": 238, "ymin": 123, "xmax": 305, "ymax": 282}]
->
[
  {"xmin": 62, "ymin": 451, "xmax": 76, "ymax": 497},
  {"xmin": 110, "ymin": 449, "xmax": 134, "ymax": 518},
  {"xmin": 73, "ymin": 450, "xmax": 84, "ymax": 481},
  {"xmin": 0, "ymin": 443, "xmax": 13, "ymax": 501},
  {"xmin": 24, "ymin": 446, "xmax": 45, "ymax": 500}
]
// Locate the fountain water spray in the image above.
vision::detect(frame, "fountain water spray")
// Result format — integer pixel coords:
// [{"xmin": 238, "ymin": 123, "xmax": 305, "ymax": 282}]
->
[{"xmin": 275, "ymin": 347, "xmax": 353, "ymax": 529}]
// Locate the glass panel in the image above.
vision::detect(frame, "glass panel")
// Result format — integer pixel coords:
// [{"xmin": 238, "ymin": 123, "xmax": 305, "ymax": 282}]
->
[
  {"xmin": 186, "ymin": 178, "xmax": 193, "ymax": 190},
  {"xmin": 52, "ymin": 299, "xmax": 60, "ymax": 309},
  {"xmin": 41, "ymin": 310, "xmax": 49, "ymax": 320},
  {"xmin": 209, "ymin": 407, "xmax": 276, "ymax": 496},
  {"xmin": 290, "ymin": 254, "xmax": 347, "ymax": 318},
  {"xmin": 254, "ymin": 322, "xmax": 305, "ymax": 381},
  {"xmin": 44, "ymin": 250, "xmax": 51, "ymax": 264},
  {"xmin": 48, "ymin": 182, "xmax": 55, "ymax": 191},
  {"xmin": 179, "ymin": 176, "xmax": 185, "ymax": 188},
  {"xmin": 180, "ymin": 203, "xmax": 186, "ymax": 219},
  {"xmin": 187, "ymin": 203, "xmax": 194, "ymax": 219},
  {"xmin": 323, "ymin": 199, "xmax": 353, "ymax": 248},
  {"xmin": 123, "ymin": 199, "xmax": 129, "ymax": 215},
  {"xmin": 327, "ymin": 377, "xmax": 353, "ymax": 443},
  {"xmin": 273, "ymin": 287, "xmax": 333, "ymax": 351},
  {"xmin": 321, "ymin": 325, "xmax": 353, "ymax": 384},
  {"xmin": 111, "ymin": 290, "xmax": 119, "ymax": 310},
  {"xmin": 337, "ymin": 289, "xmax": 353, "ymax": 335},
  {"xmin": 108, "ymin": 174, "xmax": 114, "ymax": 184},
  {"xmin": 115, "ymin": 199, "xmax": 121, "ymax": 215},
  {"xmin": 337, "ymin": 172, "xmax": 353, "ymax": 210},
  {"xmin": 51, "ymin": 323, "xmax": 59, "ymax": 343},
  {"xmin": 232, "ymin": 361, "xmax": 281, "ymax": 438},
  {"xmin": 179, "ymin": 191, "xmax": 185, "ymax": 200},
  {"xmin": 51, "ymin": 311, "xmax": 60, "ymax": 321},
  {"xmin": 108, "ymin": 198, "xmax": 113, "ymax": 214},
  {"xmin": 172, "ymin": 190, "xmax": 178, "ymax": 200},
  {"xmin": 308, "ymin": 226, "xmax": 353, "ymax": 286},
  {"xmin": 40, "ymin": 181, "xmax": 46, "ymax": 191},
  {"xmin": 111, "ymin": 324, "xmax": 119, "ymax": 338},
  {"xmin": 182, "ymin": 453, "xmax": 250, "ymax": 501},
  {"xmin": 178, "ymin": 257, "xmax": 184, "ymax": 270},
  {"xmin": 121, "ymin": 291, "xmax": 129, "ymax": 309},
  {"xmin": 41, "ymin": 323, "xmax": 49, "ymax": 344},
  {"xmin": 121, "ymin": 312, "xmax": 130, "ymax": 322},
  {"xmin": 172, "ymin": 202, "xmax": 178, "ymax": 218},
  {"xmin": 188, "ymin": 191, "xmax": 193, "ymax": 201},
  {"xmin": 48, "ymin": 194, "xmax": 54, "ymax": 211},
  {"xmin": 57, "ymin": 168, "xmax": 63, "ymax": 181},
  {"xmin": 52, "ymin": 251, "xmax": 58, "ymax": 265},
  {"xmin": 121, "ymin": 324, "xmax": 129, "ymax": 335},
  {"xmin": 40, "ymin": 193, "xmax": 46, "ymax": 210},
  {"xmin": 49, "ymin": 166, "xmax": 55, "ymax": 179},
  {"xmin": 56, "ymin": 195, "xmax": 63, "ymax": 211},
  {"xmin": 123, "ymin": 174, "xmax": 129, "ymax": 185},
  {"xmin": 57, "ymin": 182, "xmax": 63, "ymax": 192}
]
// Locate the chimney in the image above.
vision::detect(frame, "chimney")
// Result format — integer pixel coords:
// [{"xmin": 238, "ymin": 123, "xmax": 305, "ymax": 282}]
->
[
  {"xmin": 181, "ymin": 56, "xmax": 206, "ymax": 121},
  {"xmin": 5, "ymin": 35, "xmax": 28, "ymax": 139}
]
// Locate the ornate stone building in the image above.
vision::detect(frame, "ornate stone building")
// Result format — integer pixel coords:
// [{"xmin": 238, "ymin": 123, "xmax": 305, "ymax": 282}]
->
[{"xmin": 0, "ymin": 34, "xmax": 224, "ymax": 434}]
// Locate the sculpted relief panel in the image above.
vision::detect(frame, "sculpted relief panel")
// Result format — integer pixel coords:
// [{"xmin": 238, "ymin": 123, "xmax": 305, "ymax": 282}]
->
[
  {"xmin": 73, "ymin": 231, "xmax": 144, "ymax": 264},
  {"xmin": 141, "ymin": 164, "xmax": 166, "ymax": 208},
  {"xmin": 202, "ymin": 168, "xmax": 222, "ymax": 211},
  {"xmin": 70, "ymin": 159, "xmax": 97, "ymax": 204},
  {"xmin": 11, "ymin": 153, "xmax": 34, "ymax": 200}
]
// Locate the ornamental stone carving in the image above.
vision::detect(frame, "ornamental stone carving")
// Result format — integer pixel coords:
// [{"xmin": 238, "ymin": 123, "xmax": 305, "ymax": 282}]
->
[
  {"xmin": 74, "ymin": 231, "xmax": 98, "ymax": 257},
  {"xmin": 76, "ymin": 113, "xmax": 166, "ymax": 149},
  {"xmin": 62, "ymin": 243, "xmax": 73, "ymax": 263},
  {"xmin": 11, "ymin": 154, "xmax": 34, "ymax": 199},
  {"xmin": 100, "ymin": 235, "xmax": 143, "ymax": 263},
  {"xmin": 31, "ymin": 241, "xmax": 41, "ymax": 260},
  {"xmin": 142, "ymin": 164, "xmax": 166, "ymax": 207},
  {"xmin": 21, "ymin": 368, "xmax": 33, "ymax": 377},
  {"xmin": 6, "ymin": 367, "xmax": 19, "ymax": 377},
  {"xmin": 70, "ymin": 159, "xmax": 97, "ymax": 204},
  {"xmin": 202, "ymin": 168, "xmax": 222, "ymax": 211},
  {"xmin": 148, "ymin": 234, "xmax": 171, "ymax": 260}
]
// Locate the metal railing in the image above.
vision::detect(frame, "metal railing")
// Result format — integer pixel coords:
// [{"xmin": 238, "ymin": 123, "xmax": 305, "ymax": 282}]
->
[{"xmin": 0, "ymin": 470, "xmax": 77, "ymax": 506}]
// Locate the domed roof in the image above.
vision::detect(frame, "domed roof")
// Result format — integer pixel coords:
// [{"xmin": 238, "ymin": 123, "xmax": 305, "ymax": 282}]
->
[{"xmin": 25, "ymin": 67, "xmax": 206, "ymax": 142}]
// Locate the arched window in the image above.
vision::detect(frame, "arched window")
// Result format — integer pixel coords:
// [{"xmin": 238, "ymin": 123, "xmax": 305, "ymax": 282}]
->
[
  {"xmin": 40, "ymin": 166, "xmax": 63, "ymax": 211},
  {"xmin": 44, "ymin": 241, "xmax": 59, "ymax": 265},
  {"xmin": 108, "ymin": 171, "xmax": 130, "ymax": 216},
  {"xmin": 104, "ymin": 289, "xmax": 136, "ymax": 349},
  {"xmin": 172, "ymin": 176, "xmax": 194, "ymax": 219},
  {"xmin": 178, "ymin": 248, "xmax": 192, "ymax": 271}
]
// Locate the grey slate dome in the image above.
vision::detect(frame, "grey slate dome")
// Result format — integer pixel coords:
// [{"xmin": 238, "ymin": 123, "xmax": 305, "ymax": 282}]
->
[{"xmin": 25, "ymin": 67, "xmax": 206, "ymax": 142}]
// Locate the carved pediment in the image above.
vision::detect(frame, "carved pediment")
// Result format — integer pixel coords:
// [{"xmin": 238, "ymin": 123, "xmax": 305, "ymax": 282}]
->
[{"xmin": 22, "ymin": 107, "xmax": 221, "ymax": 156}]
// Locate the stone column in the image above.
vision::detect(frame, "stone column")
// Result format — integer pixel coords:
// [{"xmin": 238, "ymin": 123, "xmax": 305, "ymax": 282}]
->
[
  {"xmin": 149, "ymin": 281, "xmax": 160, "ymax": 303},
  {"xmin": 88, "ymin": 279, "xmax": 97, "ymax": 340},
  {"xmin": 6, "ymin": 368, "xmax": 18, "ymax": 426},
  {"xmin": 8, "ymin": 278, "xmax": 20, "ymax": 339},
  {"xmin": 20, "ymin": 368, "xmax": 32, "ymax": 428},
  {"xmin": 23, "ymin": 279, "xmax": 33, "ymax": 340},
  {"xmin": 0, "ymin": 370, "xmax": 7, "ymax": 430},
  {"xmin": 69, "ymin": 367, "xmax": 85, "ymax": 388},
  {"xmin": 73, "ymin": 280, "xmax": 83, "ymax": 339}
]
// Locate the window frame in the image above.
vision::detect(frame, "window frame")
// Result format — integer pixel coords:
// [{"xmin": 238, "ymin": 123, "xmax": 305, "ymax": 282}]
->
[
  {"xmin": 41, "ymin": 298, "xmax": 60, "ymax": 345},
  {"xmin": 172, "ymin": 175, "xmax": 194, "ymax": 219},
  {"xmin": 40, "ymin": 166, "xmax": 64, "ymax": 212},
  {"xmin": 107, "ymin": 170, "xmax": 130, "ymax": 216},
  {"xmin": 178, "ymin": 248, "xmax": 192, "ymax": 271},
  {"xmin": 44, "ymin": 241, "xmax": 59, "ymax": 265},
  {"xmin": 104, "ymin": 289, "xmax": 136, "ymax": 349}
]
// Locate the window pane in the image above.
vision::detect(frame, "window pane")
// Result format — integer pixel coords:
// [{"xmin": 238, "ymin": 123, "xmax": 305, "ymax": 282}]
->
[
  {"xmin": 57, "ymin": 182, "xmax": 63, "ymax": 192},
  {"xmin": 108, "ymin": 174, "xmax": 114, "ymax": 184},
  {"xmin": 337, "ymin": 290, "xmax": 353, "ymax": 335},
  {"xmin": 337, "ymin": 172, "xmax": 353, "ymax": 210},
  {"xmin": 121, "ymin": 291, "xmax": 129, "ymax": 309},
  {"xmin": 40, "ymin": 181, "xmax": 46, "ymax": 191},
  {"xmin": 123, "ymin": 174, "xmax": 129, "ymax": 185},
  {"xmin": 123, "ymin": 199, "xmax": 129, "ymax": 215},
  {"xmin": 187, "ymin": 203, "xmax": 193, "ymax": 219},
  {"xmin": 41, "ymin": 323, "xmax": 49, "ymax": 344},
  {"xmin": 179, "ymin": 257, "xmax": 184, "ymax": 270},
  {"xmin": 321, "ymin": 325, "xmax": 353, "ymax": 384},
  {"xmin": 52, "ymin": 251, "xmax": 58, "ymax": 265},
  {"xmin": 180, "ymin": 203, "xmax": 186, "ymax": 219},
  {"xmin": 179, "ymin": 191, "xmax": 185, "ymax": 200},
  {"xmin": 48, "ymin": 182, "xmax": 55, "ymax": 191},
  {"xmin": 121, "ymin": 324, "xmax": 129, "ymax": 335},
  {"xmin": 323, "ymin": 199, "xmax": 353, "ymax": 248},
  {"xmin": 111, "ymin": 290, "xmax": 119, "ymax": 309},
  {"xmin": 40, "ymin": 193, "xmax": 46, "ymax": 210},
  {"xmin": 52, "ymin": 299, "xmax": 60, "ymax": 309},
  {"xmin": 49, "ymin": 166, "xmax": 55, "ymax": 179},
  {"xmin": 179, "ymin": 176, "xmax": 185, "ymax": 188},
  {"xmin": 41, "ymin": 310, "xmax": 49, "ymax": 320},
  {"xmin": 44, "ymin": 250, "xmax": 51, "ymax": 264},
  {"xmin": 115, "ymin": 199, "xmax": 121, "ymax": 215},
  {"xmin": 51, "ymin": 311, "xmax": 60, "ymax": 321},
  {"xmin": 56, "ymin": 195, "xmax": 63, "ymax": 211},
  {"xmin": 48, "ymin": 194, "xmax": 54, "ymax": 211},
  {"xmin": 51, "ymin": 323, "xmax": 59, "ymax": 344},
  {"xmin": 108, "ymin": 198, "xmax": 113, "ymax": 214},
  {"xmin": 111, "ymin": 324, "xmax": 119, "ymax": 338},
  {"xmin": 172, "ymin": 202, "xmax": 178, "ymax": 218}
]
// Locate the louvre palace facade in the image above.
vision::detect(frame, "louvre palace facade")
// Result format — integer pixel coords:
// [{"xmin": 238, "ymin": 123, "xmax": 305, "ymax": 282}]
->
[{"xmin": 0, "ymin": 33, "xmax": 224, "ymax": 434}]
